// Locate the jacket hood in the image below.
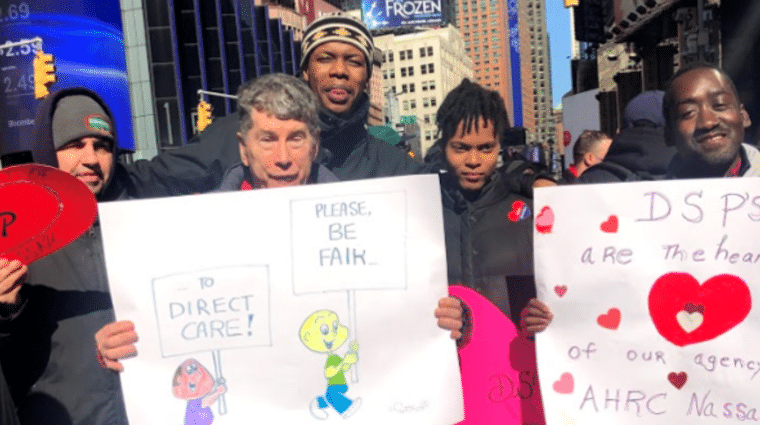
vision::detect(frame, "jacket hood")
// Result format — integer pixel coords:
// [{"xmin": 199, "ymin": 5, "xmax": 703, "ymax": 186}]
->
[
  {"xmin": 33, "ymin": 87, "xmax": 125, "ymax": 201},
  {"xmin": 604, "ymin": 126, "xmax": 676, "ymax": 176},
  {"xmin": 623, "ymin": 90, "xmax": 666, "ymax": 129}
]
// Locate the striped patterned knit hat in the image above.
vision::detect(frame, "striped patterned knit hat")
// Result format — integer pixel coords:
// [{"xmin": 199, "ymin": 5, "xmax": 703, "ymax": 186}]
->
[{"xmin": 300, "ymin": 14, "xmax": 374, "ymax": 76}]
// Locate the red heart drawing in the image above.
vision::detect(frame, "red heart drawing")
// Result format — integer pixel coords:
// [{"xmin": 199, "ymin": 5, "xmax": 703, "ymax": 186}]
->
[
  {"xmin": 597, "ymin": 308, "xmax": 621, "ymax": 330},
  {"xmin": 553, "ymin": 372, "xmax": 574, "ymax": 394},
  {"xmin": 535, "ymin": 206, "xmax": 554, "ymax": 234},
  {"xmin": 648, "ymin": 273, "xmax": 751, "ymax": 347},
  {"xmin": 0, "ymin": 164, "xmax": 96, "ymax": 264},
  {"xmin": 507, "ymin": 200, "xmax": 526, "ymax": 222},
  {"xmin": 667, "ymin": 372, "xmax": 687, "ymax": 389},
  {"xmin": 683, "ymin": 302, "xmax": 705, "ymax": 314},
  {"xmin": 600, "ymin": 215, "xmax": 618, "ymax": 233},
  {"xmin": 554, "ymin": 285, "xmax": 568, "ymax": 297}
]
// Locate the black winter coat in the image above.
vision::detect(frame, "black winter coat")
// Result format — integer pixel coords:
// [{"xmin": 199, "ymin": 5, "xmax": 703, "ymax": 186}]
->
[
  {"xmin": 576, "ymin": 126, "xmax": 675, "ymax": 184},
  {"xmin": 0, "ymin": 227, "xmax": 127, "ymax": 425},
  {"xmin": 0, "ymin": 88, "xmax": 129, "ymax": 425},
  {"xmin": 440, "ymin": 172, "xmax": 536, "ymax": 323}
]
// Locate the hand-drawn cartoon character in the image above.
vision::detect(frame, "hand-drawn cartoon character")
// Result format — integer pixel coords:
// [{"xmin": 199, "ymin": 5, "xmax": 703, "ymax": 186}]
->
[
  {"xmin": 299, "ymin": 310, "xmax": 361, "ymax": 420},
  {"xmin": 172, "ymin": 358, "xmax": 227, "ymax": 425}
]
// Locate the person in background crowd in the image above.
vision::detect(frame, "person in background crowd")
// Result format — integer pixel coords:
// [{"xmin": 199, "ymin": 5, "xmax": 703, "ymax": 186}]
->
[
  {"xmin": 576, "ymin": 90, "xmax": 676, "ymax": 183},
  {"xmin": 0, "ymin": 88, "xmax": 130, "ymax": 425},
  {"xmin": 563, "ymin": 130, "xmax": 611, "ymax": 182},
  {"xmin": 430, "ymin": 79, "xmax": 535, "ymax": 338}
]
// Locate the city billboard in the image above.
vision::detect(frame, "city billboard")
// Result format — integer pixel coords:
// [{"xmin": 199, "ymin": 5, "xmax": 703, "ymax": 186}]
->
[
  {"xmin": 508, "ymin": 0, "xmax": 523, "ymax": 127},
  {"xmin": 0, "ymin": 0, "xmax": 134, "ymax": 161},
  {"xmin": 362, "ymin": 0, "xmax": 443, "ymax": 31}
]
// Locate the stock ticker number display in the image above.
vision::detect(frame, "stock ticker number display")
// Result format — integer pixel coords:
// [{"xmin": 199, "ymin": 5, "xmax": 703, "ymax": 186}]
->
[
  {"xmin": 0, "ymin": 37, "xmax": 37, "ymax": 57},
  {"xmin": 0, "ymin": 0, "xmax": 136, "ymax": 152},
  {"xmin": 0, "ymin": 3, "xmax": 34, "ymax": 98},
  {"xmin": 0, "ymin": 2, "xmax": 34, "ymax": 59},
  {"xmin": 3, "ymin": 73, "xmax": 33, "ymax": 94},
  {"xmin": 0, "ymin": 3, "xmax": 30, "ymax": 23}
]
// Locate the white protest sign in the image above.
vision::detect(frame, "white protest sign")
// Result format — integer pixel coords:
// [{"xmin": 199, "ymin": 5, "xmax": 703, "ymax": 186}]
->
[
  {"xmin": 152, "ymin": 266, "xmax": 271, "ymax": 357},
  {"xmin": 100, "ymin": 174, "xmax": 463, "ymax": 425},
  {"xmin": 290, "ymin": 191, "xmax": 407, "ymax": 293},
  {"xmin": 534, "ymin": 178, "xmax": 760, "ymax": 424}
]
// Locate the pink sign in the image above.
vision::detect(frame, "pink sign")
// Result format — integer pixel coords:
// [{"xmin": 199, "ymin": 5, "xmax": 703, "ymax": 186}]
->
[
  {"xmin": 0, "ymin": 164, "xmax": 97, "ymax": 264},
  {"xmin": 450, "ymin": 285, "xmax": 545, "ymax": 425}
]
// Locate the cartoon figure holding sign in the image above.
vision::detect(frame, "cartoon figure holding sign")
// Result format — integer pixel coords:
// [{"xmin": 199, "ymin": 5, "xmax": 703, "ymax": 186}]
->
[
  {"xmin": 299, "ymin": 310, "xmax": 362, "ymax": 420},
  {"xmin": 172, "ymin": 359, "xmax": 227, "ymax": 425}
]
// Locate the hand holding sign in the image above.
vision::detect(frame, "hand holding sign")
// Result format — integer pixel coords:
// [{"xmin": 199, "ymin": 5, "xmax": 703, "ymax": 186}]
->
[
  {"xmin": 0, "ymin": 164, "xmax": 97, "ymax": 264},
  {"xmin": 0, "ymin": 258, "xmax": 27, "ymax": 305},
  {"xmin": 95, "ymin": 320, "xmax": 139, "ymax": 372}
]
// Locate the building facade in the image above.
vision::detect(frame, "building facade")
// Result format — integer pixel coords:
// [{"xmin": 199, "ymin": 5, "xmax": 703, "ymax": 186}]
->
[
  {"xmin": 566, "ymin": 0, "xmax": 760, "ymax": 139},
  {"xmin": 123, "ymin": 0, "xmax": 303, "ymax": 159},
  {"xmin": 453, "ymin": 0, "xmax": 513, "ymax": 123},
  {"xmin": 452, "ymin": 0, "xmax": 554, "ymax": 145},
  {"xmin": 375, "ymin": 25, "xmax": 473, "ymax": 154},
  {"xmin": 520, "ymin": 0, "xmax": 555, "ymax": 145},
  {"xmin": 257, "ymin": 0, "xmax": 307, "ymax": 40}
]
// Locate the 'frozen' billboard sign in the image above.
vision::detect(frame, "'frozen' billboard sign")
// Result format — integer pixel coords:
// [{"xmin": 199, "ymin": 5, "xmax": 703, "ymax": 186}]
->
[{"xmin": 362, "ymin": 0, "xmax": 442, "ymax": 31}]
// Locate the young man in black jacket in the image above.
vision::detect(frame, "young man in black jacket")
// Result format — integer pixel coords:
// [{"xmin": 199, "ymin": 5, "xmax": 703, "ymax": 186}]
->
[{"xmin": 432, "ymin": 79, "xmax": 535, "ymax": 337}]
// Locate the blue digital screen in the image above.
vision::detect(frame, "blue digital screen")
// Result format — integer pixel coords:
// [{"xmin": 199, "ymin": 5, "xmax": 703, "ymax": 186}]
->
[
  {"xmin": 508, "ymin": 0, "xmax": 523, "ymax": 127},
  {"xmin": 0, "ymin": 0, "xmax": 134, "ymax": 156},
  {"xmin": 362, "ymin": 0, "xmax": 442, "ymax": 31}
]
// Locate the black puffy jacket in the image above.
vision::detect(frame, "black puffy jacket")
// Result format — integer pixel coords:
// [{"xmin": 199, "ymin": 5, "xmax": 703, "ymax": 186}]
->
[
  {"xmin": 0, "ymin": 88, "xmax": 129, "ymax": 425},
  {"xmin": 439, "ymin": 171, "xmax": 536, "ymax": 323}
]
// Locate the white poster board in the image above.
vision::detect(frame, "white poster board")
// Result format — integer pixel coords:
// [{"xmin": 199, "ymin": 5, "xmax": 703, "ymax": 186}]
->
[
  {"xmin": 100, "ymin": 174, "xmax": 463, "ymax": 425},
  {"xmin": 562, "ymin": 89, "xmax": 600, "ymax": 169},
  {"xmin": 534, "ymin": 178, "xmax": 760, "ymax": 424}
]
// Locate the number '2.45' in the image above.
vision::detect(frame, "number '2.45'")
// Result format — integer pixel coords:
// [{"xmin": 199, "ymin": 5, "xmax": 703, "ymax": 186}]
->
[{"xmin": 4, "ymin": 74, "xmax": 33, "ymax": 94}]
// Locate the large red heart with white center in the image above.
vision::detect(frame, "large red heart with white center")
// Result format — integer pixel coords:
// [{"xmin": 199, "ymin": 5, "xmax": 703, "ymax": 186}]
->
[
  {"xmin": 648, "ymin": 272, "xmax": 751, "ymax": 346},
  {"xmin": 0, "ymin": 164, "xmax": 96, "ymax": 263}
]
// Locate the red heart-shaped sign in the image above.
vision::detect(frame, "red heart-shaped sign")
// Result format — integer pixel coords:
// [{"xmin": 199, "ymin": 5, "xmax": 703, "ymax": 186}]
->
[
  {"xmin": 0, "ymin": 164, "xmax": 96, "ymax": 264},
  {"xmin": 648, "ymin": 272, "xmax": 751, "ymax": 346},
  {"xmin": 554, "ymin": 285, "xmax": 568, "ymax": 298}
]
